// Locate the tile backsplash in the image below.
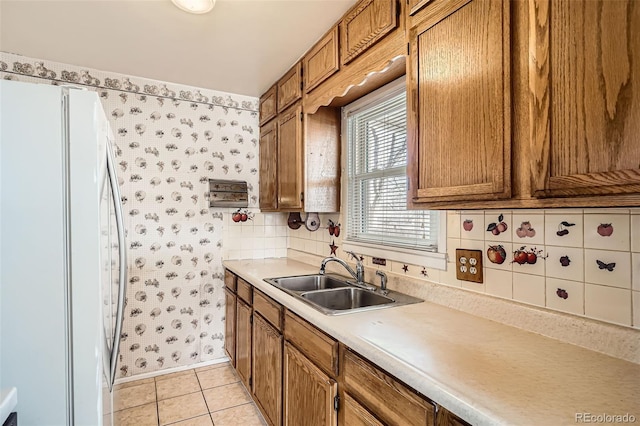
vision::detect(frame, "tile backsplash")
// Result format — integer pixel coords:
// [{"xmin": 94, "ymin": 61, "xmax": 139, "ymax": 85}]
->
[{"xmin": 288, "ymin": 209, "xmax": 640, "ymax": 329}]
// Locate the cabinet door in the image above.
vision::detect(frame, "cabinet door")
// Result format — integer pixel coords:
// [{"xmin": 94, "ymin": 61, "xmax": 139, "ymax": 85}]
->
[
  {"xmin": 224, "ymin": 288, "xmax": 236, "ymax": 367},
  {"xmin": 277, "ymin": 103, "xmax": 304, "ymax": 210},
  {"xmin": 407, "ymin": 0, "xmax": 511, "ymax": 204},
  {"xmin": 260, "ymin": 84, "xmax": 277, "ymax": 126},
  {"xmin": 529, "ymin": 0, "xmax": 640, "ymax": 197},
  {"xmin": 236, "ymin": 298, "xmax": 252, "ymax": 389},
  {"xmin": 340, "ymin": 0, "xmax": 398, "ymax": 65},
  {"xmin": 259, "ymin": 119, "xmax": 278, "ymax": 211},
  {"xmin": 304, "ymin": 26, "xmax": 340, "ymax": 93},
  {"xmin": 343, "ymin": 393, "xmax": 384, "ymax": 426},
  {"xmin": 283, "ymin": 342, "xmax": 337, "ymax": 426},
  {"xmin": 252, "ymin": 314, "xmax": 283, "ymax": 426},
  {"xmin": 277, "ymin": 62, "xmax": 302, "ymax": 113}
]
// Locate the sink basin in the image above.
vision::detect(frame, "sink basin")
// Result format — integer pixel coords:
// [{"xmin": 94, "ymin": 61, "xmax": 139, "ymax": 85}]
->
[
  {"xmin": 264, "ymin": 273, "xmax": 423, "ymax": 315},
  {"xmin": 301, "ymin": 287, "xmax": 394, "ymax": 312},
  {"xmin": 265, "ymin": 274, "xmax": 351, "ymax": 292}
]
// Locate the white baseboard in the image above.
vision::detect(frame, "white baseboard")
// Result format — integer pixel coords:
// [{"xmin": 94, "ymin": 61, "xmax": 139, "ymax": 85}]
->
[{"xmin": 114, "ymin": 357, "xmax": 230, "ymax": 385}]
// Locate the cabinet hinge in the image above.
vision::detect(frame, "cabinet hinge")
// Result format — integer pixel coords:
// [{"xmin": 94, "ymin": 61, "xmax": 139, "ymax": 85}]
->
[
  {"xmin": 407, "ymin": 43, "xmax": 410, "ymax": 55},
  {"xmin": 300, "ymin": 112, "xmax": 303, "ymax": 121},
  {"xmin": 249, "ymin": 376, "xmax": 253, "ymax": 387},
  {"xmin": 250, "ymin": 314, "xmax": 253, "ymax": 324},
  {"xmin": 334, "ymin": 395, "xmax": 340, "ymax": 411},
  {"xmin": 300, "ymin": 192, "xmax": 304, "ymax": 202}
]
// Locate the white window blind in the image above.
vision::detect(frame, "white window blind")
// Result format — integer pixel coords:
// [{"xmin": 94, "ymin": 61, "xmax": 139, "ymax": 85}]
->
[{"xmin": 345, "ymin": 84, "xmax": 439, "ymax": 252}]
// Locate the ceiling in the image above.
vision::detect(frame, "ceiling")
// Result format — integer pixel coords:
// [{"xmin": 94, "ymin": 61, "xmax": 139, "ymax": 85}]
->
[{"xmin": 0, "ymin": 0, "xmax": 358, "ymax": 97}]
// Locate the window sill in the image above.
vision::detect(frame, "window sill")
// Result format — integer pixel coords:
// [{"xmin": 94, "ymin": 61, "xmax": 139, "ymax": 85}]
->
[{"xmin": 343, "ymin": 240, "xmax": 447, "ymax": 271}]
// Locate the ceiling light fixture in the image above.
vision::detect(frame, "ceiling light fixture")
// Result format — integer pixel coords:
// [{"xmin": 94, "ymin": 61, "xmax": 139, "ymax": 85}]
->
[{"xmin": 171, "ymin": 0, "xmax": 215, "ymax": 14}]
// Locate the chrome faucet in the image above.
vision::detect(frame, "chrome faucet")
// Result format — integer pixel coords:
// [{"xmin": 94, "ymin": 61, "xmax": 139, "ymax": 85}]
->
[{"xmin": 319, "ymin": 251, "xmax": 374, "ymax": 290}]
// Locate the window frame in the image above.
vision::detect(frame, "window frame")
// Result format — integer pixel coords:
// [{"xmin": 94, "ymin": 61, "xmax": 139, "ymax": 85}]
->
[{"xmin": 341, "ymin": 76, "xmax": 447, "ymax": 270}]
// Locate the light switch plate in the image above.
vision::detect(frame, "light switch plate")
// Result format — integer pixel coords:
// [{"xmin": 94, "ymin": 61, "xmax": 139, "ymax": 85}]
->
[{"xmin": 456, "ymin": 249, "xmax": 483, "ymax": 283}]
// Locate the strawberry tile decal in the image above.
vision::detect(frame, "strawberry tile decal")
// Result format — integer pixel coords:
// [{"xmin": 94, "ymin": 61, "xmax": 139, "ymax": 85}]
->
[
  {"xmin": 462, "ymin": 219, "xmax": 474, "ymax": 231},
  {"xmin": 559, "ymin": 256, "xmax": 571, "ymax": 267}
]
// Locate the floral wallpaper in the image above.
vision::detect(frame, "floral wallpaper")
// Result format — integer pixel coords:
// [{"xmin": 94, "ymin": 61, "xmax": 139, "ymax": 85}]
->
[{"xmin": 0, "ymin": 52, "xmax": 261, "ymax": 377}]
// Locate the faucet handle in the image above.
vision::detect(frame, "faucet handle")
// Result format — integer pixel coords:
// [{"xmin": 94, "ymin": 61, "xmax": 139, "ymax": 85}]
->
[
  {"xmin": 346, "ymin": 251, "xmax": 359, "ymax": 262},
  {"xmin": 376, "ymin": 270, "xmax": 388, "ymax": 292}
]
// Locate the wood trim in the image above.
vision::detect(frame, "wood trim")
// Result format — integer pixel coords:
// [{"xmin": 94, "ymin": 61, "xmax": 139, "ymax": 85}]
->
[
  {"xmin": 408, "ymin": 193, "xmax": 640, "ymax": 210},
  {"xmin": 304, "ymin": 26, "xmax": 340, "ymax": 93},
  {"xmin": 528, "ymin": 0, "xmax": 551, "ymax": 195},
  {"xmin": 408, "ymin": 0, "xmax": 435, "ymax": 17},
  {"xmin": 343, "ymin": 392, "xmax": 385, "ymax": 426},
  {"xmin": 417, "ymin": 182, "xmax": 495, "ymax": 198},
  {"xmin": 223, "ymin": 288, "xmax": 236, "ymax": 367},
  {"xmin": 340, "ymin": 0, "xmax": 398, "ymax": 65}
]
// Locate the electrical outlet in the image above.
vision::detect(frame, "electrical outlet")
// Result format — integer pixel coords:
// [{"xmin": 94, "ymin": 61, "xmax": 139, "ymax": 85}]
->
[{"xmin": 456, "ymin": 249, "xmax": 483, "ymax": 283}]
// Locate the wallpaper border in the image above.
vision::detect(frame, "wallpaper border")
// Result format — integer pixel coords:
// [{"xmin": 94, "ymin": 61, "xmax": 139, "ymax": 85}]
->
[{"xmin": 0, "ymin": 53, "xmax": 258, "ymax": 112}]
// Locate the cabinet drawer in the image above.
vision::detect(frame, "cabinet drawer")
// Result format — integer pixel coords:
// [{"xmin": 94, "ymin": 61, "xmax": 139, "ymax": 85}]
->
[
  {"xmin": 284, "ymin": 311, "xmax": 338, "ymax": 377},
  {"xmin": 343, "ymin": 349, "xmax": 435, "ymax": 426},
  {"xmin": 259, "ymin": 84, "xmax": 277, "ymax": 126},
  {"xmin": 254, "ymin": 290, "xmax": 283, "ymax": 332},
  {"xmin": 224, "ymin": 269, "xmax": 237, "ymax": 292},
  {"xmin": 237, "ymin": 278, "xmax": 253, "ymax": 305}
]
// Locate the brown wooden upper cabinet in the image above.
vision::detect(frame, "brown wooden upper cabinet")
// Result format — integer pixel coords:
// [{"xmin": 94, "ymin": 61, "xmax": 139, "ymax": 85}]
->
[
  {"xmin": 304, "ymin": 26, "xmax": 340, "ymax": 93},
  {"xmin": 528, "ymin": 0, "xmax": 640, "ymax": 198},
  {"xmin": 277, "ymin": 102, "xmax": 304, "ymax": 210},
  {"xmin": 340, "ymin": 0, "xmax": 398, "ymax": 65},
  {"xmin": 277, "ymin": 62, "xmax": 303, "ymax": 113},
  {"xmin": 259, "ymin": 84, "xmax": 277, "ymax": 126},
  {"xmin": 259, "ymin": 119, "xmax": 278, "ymax": 211},
  {"xmin": 407, "ymin": 0, "xmax": 511, "ymax": 205}
]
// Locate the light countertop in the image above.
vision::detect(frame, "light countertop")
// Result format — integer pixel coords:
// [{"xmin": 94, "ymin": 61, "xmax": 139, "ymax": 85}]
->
[{"xmin": 223, "ymin": 258, "xmax": 640, "ymax": 426}]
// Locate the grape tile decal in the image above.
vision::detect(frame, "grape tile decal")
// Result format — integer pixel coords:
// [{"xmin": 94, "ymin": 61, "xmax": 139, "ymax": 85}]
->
[{"xmin": 1, "ymin": 52, "xmax": 259, "ymax": 377}]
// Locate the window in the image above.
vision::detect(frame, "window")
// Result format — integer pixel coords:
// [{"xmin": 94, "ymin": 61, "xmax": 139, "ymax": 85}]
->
[{"xmin": 342, "ymin": 77, "xmax": 446, "ymax": 268}]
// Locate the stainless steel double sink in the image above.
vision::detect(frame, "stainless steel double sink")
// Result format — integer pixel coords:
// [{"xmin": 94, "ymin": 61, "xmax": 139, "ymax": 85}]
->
[{"xmin": 263, "ymin": 274, "xmax": 423, "ymax": 315}]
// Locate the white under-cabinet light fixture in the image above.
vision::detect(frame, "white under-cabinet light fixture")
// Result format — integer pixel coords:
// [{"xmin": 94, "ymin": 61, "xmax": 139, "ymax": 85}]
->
[{"xmin": 171, "ymin": 0, "xmax": 215, "ymax": 14}]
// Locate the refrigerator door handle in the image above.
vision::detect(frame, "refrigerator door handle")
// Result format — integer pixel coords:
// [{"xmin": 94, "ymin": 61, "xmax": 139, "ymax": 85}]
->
[{"xmin": 106, "ymin": 141, "xmax": 127, "ymax": 389}]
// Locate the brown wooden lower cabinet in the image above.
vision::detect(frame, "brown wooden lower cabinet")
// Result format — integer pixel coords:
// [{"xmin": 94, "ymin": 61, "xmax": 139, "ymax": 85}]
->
[
  {"xmin": 223, "ymin": 288, "xmax": 236, "ymax": 367},
  {"xmin": 283, "ymin": 342, "xmax": 338, "ymax": 426},
  {"xmin": 224, "ymin": 269, "xmax": 470, "ymax": 426},
  {"xmin": 252, "ymin": 313, "xmax": 283, "ymax": 426},
  {"xmin": 236, "ymin": 298, "xmax": 252, "ymax": 389}
]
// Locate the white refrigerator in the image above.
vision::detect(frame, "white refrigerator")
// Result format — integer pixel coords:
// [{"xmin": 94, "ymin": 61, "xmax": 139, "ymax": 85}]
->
[{"xmin": 0, "ymin": 80, "xmax": 127, "ymax": 425}]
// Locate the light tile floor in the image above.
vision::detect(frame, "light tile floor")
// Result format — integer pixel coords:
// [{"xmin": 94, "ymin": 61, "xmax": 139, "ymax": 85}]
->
[{"xmin": 112, "ymin": 363, "xmax": 266, "ymax": 426}]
